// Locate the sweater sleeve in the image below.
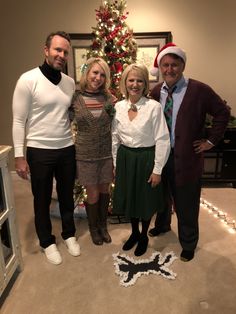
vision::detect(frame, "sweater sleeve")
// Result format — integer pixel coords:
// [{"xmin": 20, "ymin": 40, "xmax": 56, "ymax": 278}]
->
[
  {"xmin": 205, "ymin": 88, "xmax": 230, "ymax": 145},
  {"xmin": 152, "ymin": 102, "xmax": 171, "ymax": 174},
  {"xmin": 12, "ymin": 76, "xmax": 32, "ymax": 157}
]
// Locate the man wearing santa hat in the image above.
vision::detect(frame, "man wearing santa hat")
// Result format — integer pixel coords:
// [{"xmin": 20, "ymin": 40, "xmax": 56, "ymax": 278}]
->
[{"xmin": 148, "ymin": 43, "xmax": 230, "ymax": 261}]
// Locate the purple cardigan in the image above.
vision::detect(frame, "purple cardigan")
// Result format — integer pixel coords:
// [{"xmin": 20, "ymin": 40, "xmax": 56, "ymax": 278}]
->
[{"xmin": 150, "ymin": 79, "xmax": 230, "ymax": 186}]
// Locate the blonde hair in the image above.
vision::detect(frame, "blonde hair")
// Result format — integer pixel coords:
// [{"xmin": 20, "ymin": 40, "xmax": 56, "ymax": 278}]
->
[
  {"xmin": 79, "ymin": 57, "xmax": 111, "ymax": 94},
  {"xmin": 119, "ymin": 63, "xmax": 149, "ymax": 99}
]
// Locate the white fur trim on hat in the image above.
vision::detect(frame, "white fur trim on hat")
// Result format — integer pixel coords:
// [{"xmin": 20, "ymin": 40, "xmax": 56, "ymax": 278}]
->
[
  {"xmin": 150, "ymin": 67, "xmax": 159, "ymax": 77},
  {"xmin": 157, "ymin": 46, "xmax": 186, "ymax": 66}
]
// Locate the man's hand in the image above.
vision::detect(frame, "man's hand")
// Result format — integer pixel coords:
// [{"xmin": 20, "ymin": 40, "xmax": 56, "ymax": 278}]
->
[
  {"xmin": 147, "ymin": 173, "xmax": 161, "ymax": 188},
  {"xmin": 193, "ymin": 139, "xmax": 214, "ymax": 154},
  {"xmin": 15, "ymin": 157, "xmax": 30, "ymax": 180}
]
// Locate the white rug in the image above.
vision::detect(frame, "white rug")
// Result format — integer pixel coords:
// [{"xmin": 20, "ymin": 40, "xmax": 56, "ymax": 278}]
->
[{"xmin": 113, "ymin": 251, "xmax": 178, "ymax": 287}]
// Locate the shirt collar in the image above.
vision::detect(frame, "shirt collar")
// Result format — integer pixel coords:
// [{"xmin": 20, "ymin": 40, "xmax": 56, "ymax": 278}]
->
[
  {"xmin": 127, "ymin": 96, "xmax": 146, "ymax": 111},
  {"xmin": 162, "ymin": 76, "xmax": 188, "ymax": 93}
]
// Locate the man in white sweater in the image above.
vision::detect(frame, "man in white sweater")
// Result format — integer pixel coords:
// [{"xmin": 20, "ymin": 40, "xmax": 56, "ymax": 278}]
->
[{"xmin": 12, "ymin": 31, "xmax": 80, "ymax": 265}]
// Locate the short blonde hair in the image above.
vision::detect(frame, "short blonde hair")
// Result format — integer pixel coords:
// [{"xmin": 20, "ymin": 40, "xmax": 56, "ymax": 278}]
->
[
  {"xmin": 79, "ymin": 57, "xmax": 111, "ymax": 94},
  {"xmin": 119, "ymin": 64, "xmax": 149, "ymax": 99}
]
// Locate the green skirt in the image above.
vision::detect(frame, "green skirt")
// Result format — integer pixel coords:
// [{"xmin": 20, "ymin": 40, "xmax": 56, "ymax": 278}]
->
[{"xmin": 112, "ymin": 145, "xmax": 164, "ymax": 220}]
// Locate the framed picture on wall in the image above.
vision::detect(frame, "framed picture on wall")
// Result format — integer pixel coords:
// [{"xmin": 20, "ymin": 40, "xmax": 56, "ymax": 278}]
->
[
  {"xmin": 66, "ymin": 33, "xmax": 93, "ymax": 84},
  {"xmin": 66, "ymin": 32, "xmax": 172, "ymax": 86},
  {"xmin": 133, "ymin": 32, "xmax": 172, "ymax": 88}
]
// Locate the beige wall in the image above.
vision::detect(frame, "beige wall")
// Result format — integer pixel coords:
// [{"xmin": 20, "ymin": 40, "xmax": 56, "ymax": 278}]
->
[{"xmin": 1, "ymin": 0, "xmax": 236, "ymax": 168}]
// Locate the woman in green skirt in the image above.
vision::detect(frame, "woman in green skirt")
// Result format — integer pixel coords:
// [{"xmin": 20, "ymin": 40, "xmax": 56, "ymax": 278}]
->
[{"xmin": 112, "ymin": 64, "xmax": 170, "ymax": 256}]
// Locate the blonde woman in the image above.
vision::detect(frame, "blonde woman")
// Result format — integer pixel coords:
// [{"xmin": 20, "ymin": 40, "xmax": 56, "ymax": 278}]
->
[
  {"xmin": 72, "ymin": 58, "xmax": 115, "ymax": 245},
  {"xmin": 112, "ymin": 64, "xmax": 170, "ymax": 256}
]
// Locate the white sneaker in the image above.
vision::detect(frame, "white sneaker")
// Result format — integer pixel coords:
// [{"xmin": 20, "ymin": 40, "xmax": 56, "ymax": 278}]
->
[
  {"xmin": 64, "ymin": 237, "xmax": 81, "ymax": 256},
  {"xmin": 44, "ymin": 244, "xmax": 62, "ymax": 265}
]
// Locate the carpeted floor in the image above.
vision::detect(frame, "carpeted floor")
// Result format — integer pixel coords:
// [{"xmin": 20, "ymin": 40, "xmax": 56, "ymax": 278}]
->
[{"xmin": 1, "ymin": 173, "xmax": 236, "ymax": 314}]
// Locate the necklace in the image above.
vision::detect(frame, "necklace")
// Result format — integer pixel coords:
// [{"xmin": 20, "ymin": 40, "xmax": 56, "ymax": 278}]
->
[{"xmin": 130, "ymin": 103, "xmax": 137, "ymax": 112}]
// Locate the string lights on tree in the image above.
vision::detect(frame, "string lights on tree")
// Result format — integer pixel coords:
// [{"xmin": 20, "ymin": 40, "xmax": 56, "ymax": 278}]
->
[{"xmin": 86, "ymin": 0, "xmax": 137, "ymax": 99}]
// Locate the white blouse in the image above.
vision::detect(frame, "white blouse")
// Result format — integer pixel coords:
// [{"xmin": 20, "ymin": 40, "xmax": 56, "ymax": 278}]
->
[{"xmin": 112, "ymin": 96, "xmax": 170, "ymax": 175}]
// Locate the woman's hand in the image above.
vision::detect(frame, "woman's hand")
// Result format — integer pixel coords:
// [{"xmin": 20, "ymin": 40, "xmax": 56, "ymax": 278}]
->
[{"xmin": 147, "ymin": 173, "xmax": 161, "ymax": 188}]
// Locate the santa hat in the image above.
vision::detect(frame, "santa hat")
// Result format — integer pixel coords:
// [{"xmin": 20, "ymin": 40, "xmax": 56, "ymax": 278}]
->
[{"xmin": 150, "ymin": 43, "xmax": 186, "ymax": 76}]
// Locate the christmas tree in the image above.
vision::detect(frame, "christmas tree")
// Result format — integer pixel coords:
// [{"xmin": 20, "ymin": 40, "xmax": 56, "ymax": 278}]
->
[
  {"xmin": 87, "ymin": 0, "xmax": 137, "ymax": 99},
  {"xmin": 73, "ymin": 0, "xmax": 137, "ymax": 210}
]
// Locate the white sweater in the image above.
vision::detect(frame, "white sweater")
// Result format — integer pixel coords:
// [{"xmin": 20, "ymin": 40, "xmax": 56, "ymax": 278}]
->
[{"xmin": 12, "ymin": 67, "xmax": 75, "ymax": 157}]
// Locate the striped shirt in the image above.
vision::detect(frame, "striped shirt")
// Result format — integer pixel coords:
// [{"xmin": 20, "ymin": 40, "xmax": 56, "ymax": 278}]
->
[{"xmin": 82, "ymin": 91, "xmax": 105, "ymax": 118}]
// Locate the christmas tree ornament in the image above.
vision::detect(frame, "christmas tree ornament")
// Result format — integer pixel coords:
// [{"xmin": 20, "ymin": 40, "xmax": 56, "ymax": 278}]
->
[{"xmin": 87, "ymin": 0, "xmax": 137, "ymax": 99}]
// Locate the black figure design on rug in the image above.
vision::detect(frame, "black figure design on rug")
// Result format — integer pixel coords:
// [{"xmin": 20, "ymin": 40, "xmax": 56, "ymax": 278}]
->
[{"xmin": 113, "ymin": 251, "xmax": 177, "ymax": 287}]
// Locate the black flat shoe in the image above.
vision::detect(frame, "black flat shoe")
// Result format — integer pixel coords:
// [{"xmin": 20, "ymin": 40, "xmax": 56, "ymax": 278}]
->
[
  {"xmin": 180, "ymin": 250, "xmax": 194, "ymax": 262},
  {"xmin": 148, "ymin": 227, "xmax": 171, "ymax": 237},
  {"xmin": 122, "ymin": 233, "xmax": 140, "ymax": 251},
  {"xmin": 134, "ymin": 236, "xmax": 149, "ymax": 256}
]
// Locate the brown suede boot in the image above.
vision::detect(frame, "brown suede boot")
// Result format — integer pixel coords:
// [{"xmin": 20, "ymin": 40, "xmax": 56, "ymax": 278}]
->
[
  {"xmin": 98, "ymin": 193, "xmax": 112, "ymax": 243},
  {"xmin": 84, "ymin": 201, "xmax": 103, "ymax": 245}
]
